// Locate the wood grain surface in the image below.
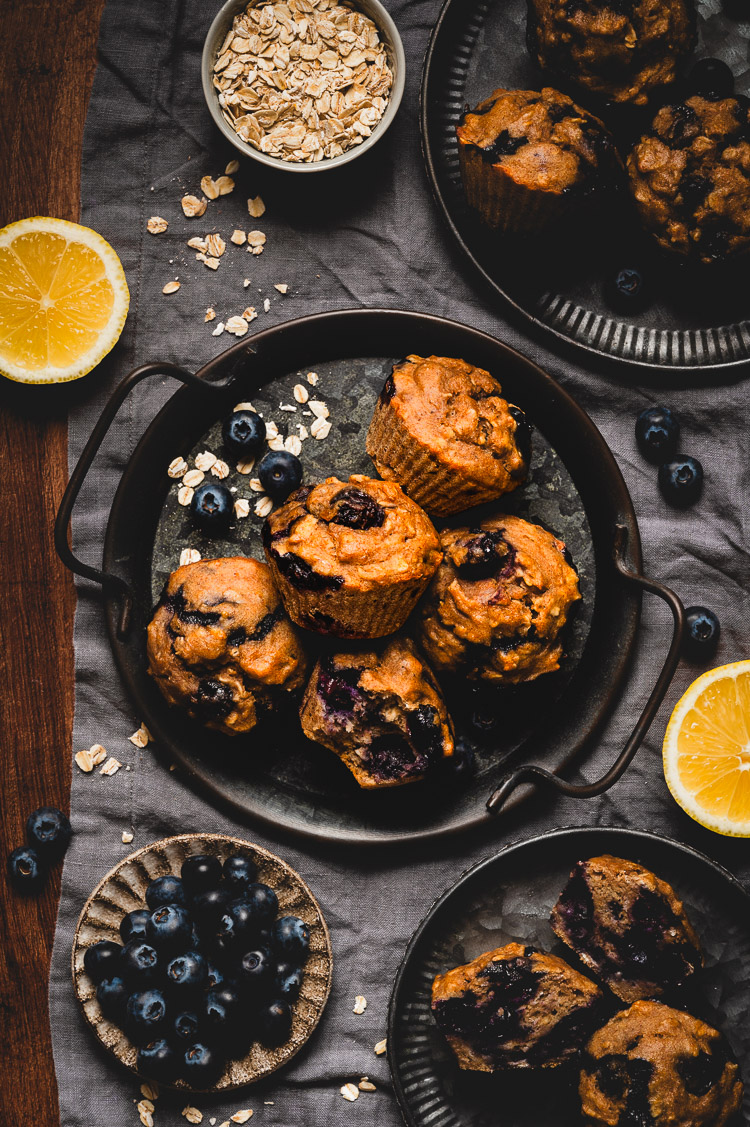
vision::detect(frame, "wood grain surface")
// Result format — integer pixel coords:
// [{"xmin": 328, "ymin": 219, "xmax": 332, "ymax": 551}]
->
[{"xmin": 0, "ymin": 0, "xmax": 105, "ymax": 1121}]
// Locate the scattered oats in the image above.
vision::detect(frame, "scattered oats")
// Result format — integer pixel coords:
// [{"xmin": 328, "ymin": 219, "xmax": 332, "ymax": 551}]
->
[
  {"xmin": 138, "ymin": 1105, "xmax": 154, "ymax": 1127},
  {"xmin": 263, "ymin": 1103, "xmax": 274, "ymax": 1107},
  {"xmin": 75, "ymin": 749, "xmax": 97, "ymax": 773},
  {"xmin": 201, "ymin": 175, "xmax": 220, "ymax": 200},
  {"xmin": 231, "ymin": 229, "xmax": 247, "ymax": 245},
  {"xmin": 353, "ymin": 995, "xmax": 367, "ymax": 1014},
  {"xmin": 210, "ymin": 1121, "xmax": 217, "ymax": 1127},
  {"xmin": 203, "ymin": 256, "xmax": 221, "ymax": 271},
  {"xmin": 249, "ymin": 244, "xmax": 264, "ymax": 256},
  {"xmin": 195, "ymin": 252, "xmax": 207, "ymax": 263},
  {"xmin": 243, "ymin": 278, "xmax": 251, "ymax": 288},
  {"xmin": 279, "ymin": 403, "xmax": 296, "ymax": 412},
  {"xmin": 226, "ymin": 315, "xmax": 250, "ymax": 336},
  {"xmin": 188, "ymin": 236, "xmax": 208, "ymax": 251},
  {"xmin": 293, "ymin": 384, "xmax": 309, "ymax": 404},
  {"xmin": 205, "ymin": 306, "xmax": 216, "ymax": 322},
  {"xmin": 374, "ymin": 1038, "xmax": 387, "ymax": 1056},
  {"xmin": 129, "ymin": 723, "xmax": 152, "ymax": 748},
  {"xmin": 249, "ymin": 478, "xmax": 264, "ymax": 492},
  {"xmin": 90, "ymin": 743, "xmax": 107, "ymax": 765},
  {"xmin": 183, "ymin": 469, "xmax": 206, "ymax": 488},
  {"xmin": 206, "ymin": 233, "xmax": 226, "ymax": 258},
  {"xmin": 181, "ymin": 194, "xmax": 207, "ymax": 217},
  {"xmin": 311, "ymin": 416, "xmax": 332, "ymax": 440},
  {"xmin": 297, "ymin": 424, "xmax": 309, "ymax": 440},
  {"xmin": 212, "ymin": 322, "xmax": 226, "ymax": 337},
  {"xmin": 341, "ymin": 1083, "xmax": 359, "ymax": 1102},
  {"xmin": 246, "ymin": 230, "xmax": 266, "ymax": 248},
  {"xmin": 180, "ymin": 548, "xmax": 202, "ymax": 566},
  {"xmin": 307, "ymin": 372, "xmax": 319, "ymax": 386},
  {"xmin": 182, "ymin": 1108, "xmax": 203, "ymax": 1125},
  {"xmin": 147, "ymin": 216, "xmax": 168, "ymax": 235},
  {"xmin": 242, "ymin": 307, "xmax": 258, "ymax": 322},
  {"xmin": 265, "ymin": 421, "xmax": 279, "ymax": 439},
  {"xmin": 230, "ymin": 1113, "xmax": 253, "ymax": 1124},
  {"xmin": 236, "ymin": 460, "xmax": 254, "ymax": 474},
  {"xmin": 274, "ymin": 283, "xmax": 289, "ymax": 294},
  {"xmin": 284, "ymin": 434, "xmax": 302, "ymax": 456},
  {"xmin": 225, "ymin": 159, "xmax": 239, "ymax": 175},
  {"xmin": 195, "ymin": 451, "xmax": 218, "ymax": 472},
  {"xmin": 359, "ymin": 1078, "xmax": 376, "ymax": 1091},
  {"xmin": 247, "ymin": 195, "xmax": 265, "ymax": 218},
  {"xmin": 263, "ymin": 298, "xmax": 271, "ymax": 313},
  {"xmin": 122, "ymin": 830, "xmax": 134, "ymax": 844},
  {"xmin": 215, "ymin": 175, "xmax": 235, "ymax": 196},
  {"xmin": 168, "ymin": 456, "xmax": 188, "ymax": 478},
  {"xmin": 309, "ymin": 400, "xmax": 329, "ymax": 418},
  {"xmin": 140, "ymin": 1082, "xmax": 159, "ymax": 1101},
  {"xmin": 178, "ymin": 485, "xmax": 195, "ymax": 506},
  {"xmin": 100, "ymin": 757, "xmax": 122, "ymax": 776},
  {"xmin": 267, "ymin": 435, "xmax": 285, "ymax": 451},
  {"xmin": 162, "ymin": 280, "xmax": 181, "ymax": 294},
  {"xmin": 212, "ymin": 460, "xmax": 230, "ymax": 479},
  {"xmin": 234, "ymin": 498, "xmax": 251, "ymax": 519},
  {"xmin": 254, "ymin": 495, "xmax": 273, "ymax": 518}
]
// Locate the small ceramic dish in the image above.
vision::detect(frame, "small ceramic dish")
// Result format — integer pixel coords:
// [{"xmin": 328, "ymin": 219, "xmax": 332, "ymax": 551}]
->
[
  {"xmin": 72, "ymin": 833, "xmax": 333, "ymax": 1091},
  {"xmin": 201, "ymin": 0, "xmax": 406, "ymax": 172}
]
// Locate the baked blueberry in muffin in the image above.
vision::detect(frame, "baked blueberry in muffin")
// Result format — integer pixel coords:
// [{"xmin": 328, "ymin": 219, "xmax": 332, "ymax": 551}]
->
[
  {"xmin": 366, "ymin": 354, "xmax": 530, "ymax": 516},
  {"xmin": 550, "ymin": 856, "xmax": 703, "ymax": 1003},
  {"xmin": 146, "ymin": 557, "xmax": 307, "ymax": 735},
  {"xmin": 628, "ymin": 95, "xmax": 750, "ymax": 263},
  {"xmin": 432, "ymin": 942, "xmax": 604, "ymax": 1071},
  {"xmin": 456, "ymin": 87, "xmax": 620, "ymax": 235},
  {"xmin": 418, "ymin": 515, "xmax": 581, "ymax": 683},
  {"xmin": 580, "ymin": 1001, "xmax": 743, "ymax": 1126},
  {"xmin": 299, "ymin": 636, "xmax": 454, "ymax": 788},
  {"xmin": 262, "ymin": 476, "xmax": 442, "ymax": 639},
  {"xmin": 527, "ymin": 0, "xmax": 696, "ymax": 108}
]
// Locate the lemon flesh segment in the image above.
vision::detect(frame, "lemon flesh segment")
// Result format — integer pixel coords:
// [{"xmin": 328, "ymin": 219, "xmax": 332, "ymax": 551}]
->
[{"xmin": 0, "ymin": 217, "xmax": 129, "ymax": 384}]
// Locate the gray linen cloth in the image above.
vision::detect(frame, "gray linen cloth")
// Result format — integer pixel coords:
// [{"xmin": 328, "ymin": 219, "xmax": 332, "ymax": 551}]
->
[{"xmin": 48, "ymin": 0, "xmax": 750, "ymax": 1123}]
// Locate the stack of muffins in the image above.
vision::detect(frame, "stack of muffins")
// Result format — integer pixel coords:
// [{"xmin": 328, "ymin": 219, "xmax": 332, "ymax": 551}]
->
[{"xmin": 147, "ymin": 353, "xmax": 581, "ymax": 792}]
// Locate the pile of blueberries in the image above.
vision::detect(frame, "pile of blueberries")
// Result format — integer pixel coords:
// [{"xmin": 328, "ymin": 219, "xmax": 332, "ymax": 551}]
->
[
  {"xmin": 191, "ymin": 408, "xmax": 303, "ymax": 536},
  {"xmin": 636, "ymin": 405, "xmax": 719, "ymax": 664},
  {"xmin": 7, "ymin": 807, "xmax": 72, "ymax": 891},
  {"xmin": 82, "ymin": 852, "xmax": 311, "ymax": 1089}
]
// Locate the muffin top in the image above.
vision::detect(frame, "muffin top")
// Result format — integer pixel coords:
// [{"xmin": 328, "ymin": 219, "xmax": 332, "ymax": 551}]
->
[
  {"xmin": 580, "ymin": 1001, "xmax": 743, "ymax": 1127},
  {"xmin": 263, "ymin": 475, "xmax": 442, "ymax": 593},
  {"xmin": 457, "ymin": 87, "xmax": 617, "ymax": 194},
  {"xmin": 628, "ymin": 95, "xmax": 750, "ymax": 263},
  {"xmin": 377, "ymin": 354, "xmax": 529, "ymax": 490},
  {"xmin": 527, "ymin": 0, "xmax": 695, "ymax": 107}
]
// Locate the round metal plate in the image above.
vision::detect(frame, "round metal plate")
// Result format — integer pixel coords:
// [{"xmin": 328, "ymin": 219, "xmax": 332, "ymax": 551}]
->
[
  {"xmin": 102, "ymin": 309, "xmax": 641, "ymax": 845},
  {"xmin": 388, "ymin": 826, "xmax": 750, "ymax": 1126},
  {"xmin": 420, "ymin": 0, "xmax": 750, "ymax": 371},
  {"xmin": 72, "ymin": 833, "xmax": 333, "ymax": 1092}
]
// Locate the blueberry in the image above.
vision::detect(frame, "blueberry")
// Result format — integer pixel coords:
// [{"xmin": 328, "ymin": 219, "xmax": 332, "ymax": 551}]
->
[
  {"xmin": 276, "ymin": 961, "xmax": 303, "ymax": 1001},
  {"xmin": 147, "ymin": 904, "xmax": 193, "ymax": 952},
  {"xmin": 635, "ymin": 406, "xmax": 680, "ymax": 464},
  {"xmin": 257, "ymin": 450, "xmax": 303, "ymax": 502},
  {"xmin": 243, "ymin": 882, "xmax": 278, "ymax": 924},
  {"xmin": 222, "ymin": 854, "xmax": 257, "ymax": 896},
  {"xmin": 192, "ymin": 887, "xmax": 230, "ymax": 930},
  {"xmin": 120, "ymin": 909, "xmax": 152, "ymax": 944},
  {"xmin": 96, "ymin": 975, "xmax": 129, "ymax": 1021},
  {"xmin": 273, "ymin": 916, "xmax": 310, "ymax": 964},
  {"xmin": 236, "ymin": 946, "xmax": 274, "ymax": 1000},
  {"xmin": 126, "ymin": 988, "xmax": 169, "ymax": 1045},
  {"xmin": 604, "ymin": 266, "xmax": 649, "ymax": 313},
  {"xmin": 256, "ymin": 999, "xmax": 292, "ymax": 1047},
  {"xmin": 83, "ymin": 940, "xmax": 123, "ymax": 984},
  {"xmin": 26, "ymin": 807, "xmax": 72, "ymax": 861},
  {"xmin": 146, "ymin": 874, "xmax": 186, "ymax": 910},
  {"xmin": 203, "ymin": 986, "xmax": 242, "ymax": 1044},
  {"xmin": 166, "ymin": 950, "xmax": 207, "ymax": 994},
  {"xmin": 658, "ymin": 456, "xmax": 704, "ymax": 507},
  {"xmin": 688, "ymin": 58, "xmax": 734, "ymax": 100},
  {"xmin": 684, "ymin": 606, "xmax": 721, "ymax": 663},
  {"xmin": 222, "ymin": 409, "xmax": 266, "ymax": 459},
  {"xmin": 206, "ymin": 961, "xmax": 226, "ymax": 990},
  {"xmin": 7, "ymin": 846, "xmax": 43, "ymax": 891},
  {"xmin": 224, "ymin": 898, "xmax": 269, "ymax": 943},
  {"xmin": 190, "ymin": 481, "xmax": 233, "ymax": 535},
  {"xmin": 182, "ymin": 1042, "xmax": 225, "ymax": 1088},
  {"xmin": 137, "ymin": 1038, "xmax": 179, "ymax": 1083},
  {"xmin": 172, "ymin": 1010, "xmax": 202, "ymax": 1045},
  {"xmin": 120, "ymin": 940, "xmax": 160, "ymax": 986},
  {"xmin": 182, "ymin": 853, "xmax": 223, "ymax": 893}
]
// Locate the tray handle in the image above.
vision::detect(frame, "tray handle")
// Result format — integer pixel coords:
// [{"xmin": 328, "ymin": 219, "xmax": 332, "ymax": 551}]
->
[
  {"xmin": 55, "ymin": 360, "xmax": 238, "ymax": 639},
  {"xmin": 486, "ymin": 523, "xmax": 685, "ymax": 815}
]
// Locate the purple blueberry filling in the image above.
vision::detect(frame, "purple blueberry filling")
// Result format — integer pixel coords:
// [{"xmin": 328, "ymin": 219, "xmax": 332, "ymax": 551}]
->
[
  {"xmin": 331, "ymin": 488, "xmax": 386, "ymax": 531},
  {"xmin": 365, "ymin": 733, "xmax": 424, "ymax": 781},
  {"xmin": 226, "ymin": 608, "xmax": 281, "ymax": 647},
  {"xmin": 407, "ymin": 705, "xmax": 444, "ymax": 758},
  {"xmin": 508, "ymin": 405, "xmax": 532, "ymax": 466},
  {"xmin": 433, "ymin": 956, "xmax": 542, "ymax": 1057},
  {"xmin": 269, "ymin": 548, "xmax": 343, "ymax": 592},
  {"xmin": 380, "ymin": 373, "xmax": 396, "ymax": 404},
  {"xmin": 317, "ymin": 659, "xmax": 364, "ymax": 717},
  {"xmin": 659, "ymin": 104, "xmax": 700, "ymax": 149},
  {"xmin": 193, "ymin": 679, "xmax": 234, "ymax": 720},
  {"xmin": 556, "ymin": 868, "xmax": 595, "ymax": 946},
  {"xmin": 481, "ymin": 130, "xmax": 527, "ymax": 161},
  {"xmin": 456, "ymin": 531, "xmax": 513, "ymax": 580},
  {"xmin": 163, "ymin": 586, "xmax": 221, "ymax": 627}
]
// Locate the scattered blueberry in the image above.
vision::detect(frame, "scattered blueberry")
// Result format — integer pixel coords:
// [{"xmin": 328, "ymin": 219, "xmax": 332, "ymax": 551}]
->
[
  {"xmin": 126, "ymin": 988, "xmax": 169, "ymax": 1045},
  {"xmin": 181, "ymin": 853, "xmax": 222, "ymax": 894},
  {"xmin": 256, "ymin": 999, "xmax": 292, "ymax": 1046},
  {"xmin": 273, "ymin": 917, "xmax": 310, "ymax": 964},
  {"xmin": 237, "ymin": 947, "xmax": 274, "ymax": 1000},
  {"xmin": 120, "ymin": 940, "xmax": 160, "ymax": 986},
  {"xmin": 192, "ymin": 888, "xmax": 230, "ymax": 930},
  {"xmin": 658, "ymin": 456, "xmax": 704, "ymax": 507},
  {"xmin": 276, "ymin": 962, "xmax": 303, "ymax": 1001},
  {"xmin": 96, "ymin": 976, "xmax": 129, "ymax": 1021},
  {"xmin": 146, "ymin": 874, "xmax": 186, "ymax": 910},
  {"xmin": 222, "ymin": 854, "xmax": 257, "ymax": 897},
  {"xmin": 83, "ymin": 940, "xmax": 123, "ymax": 984},
  {"xmin": 222, "ymin": 409, "xmax": 266, "ymax": 459},
  {"xmin": 26, "ymin": 807, "xmax": 72, "ymax": 861},
  {"xmin": 635, "ymin": 406, "xmax": 680, "ymax": 464},
  {"xmin": 182, "ymin": 1042, "xmax": 224, "ymax": 1088},
  {"xmin": 120, "ymin": 908, "xmax": 152, "ymax": 944},
  {"xmin": 243, "ymin": 883, "xmax": 278, "ymax": 924},
  {"xmin": 166, "ymin": 950, "xmax": 208, "ymax": 995},
  {"xmin": 257, "ymin": 450, "xmax": 303, "ymax": 502},
  {"xmin": 604, "ymin": 266, "xmax": 649, "ymax": 313},
  {"xmin": 147, "ymin": 904, "xmax": 193, "ymax": 952},
  {"xmin": 190, "ymin": 481, "xmax": 233, "ymax": 535},
  {"xmin": 7, "ymin": 846, "xmax": 43, "ymax": 891},
  {"xmin": 172, "ymin": 1010, "xmax": 203, "ymax": 1044},
  {"xmin": 688, "ymin": 58, "xmax": 734, "ymax": 100},
  {"xmin": 684, "ymin": 606, "xmax": 721, "ymax": 663},
  {"xmin": 137, "ymin": 1038, "xmax": 179, "ymax": 1083}
]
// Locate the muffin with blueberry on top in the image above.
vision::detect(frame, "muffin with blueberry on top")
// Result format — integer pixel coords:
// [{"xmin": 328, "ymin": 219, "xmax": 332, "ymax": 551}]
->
[
  {"xmin": 366, "ymin": 354, "xmax": 531, "ymax": 517},
  {"xmin": 300, "ymin": 636, "xmax": 454, "ymax": 788},
  {"xmin": 627, "ymin": 95, "xmax": 750, "ymax": 263},
  {"xmin": 263, "ymin": 475, "xmax": 442, "ymax": 639},
  {"xmin": 456, "ymin": 86, "xmax": 620, "ymax": 235},
  {"xmin": 146, "ymin": 557, "xmax": 307, "ymax": 735},
  {"xmin": 418, "ymin": 514, "xmax": 581, "ymax": 683}
]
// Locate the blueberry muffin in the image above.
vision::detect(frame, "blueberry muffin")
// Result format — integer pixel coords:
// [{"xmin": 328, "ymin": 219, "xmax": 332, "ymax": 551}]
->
[
  {"xmin": 146, "ymin": 557, "xmax": 307, "ymax": 735},
  {"xmin": 417, "ymin": 515, "xmax": 581, "ymax": 683},
  {"xmin": 580, "ymin": 1001, "xmax": 743, "ymax": 1126},
  {"xmin": 456, "ymin": 87, "xmax": 620, "ymax": 235},
  {"xmin": 366, "ymin": 354, "xmax": 531, "ymax": 517},
  {"xmin": 628, "ymin": 95, "xmax": 750, "ymax": 263},
  {"xmin": 551, "ymin": 856, "xmax": 703, "ymax": 1003},
  {"xmin": 527, "ymin": 0, "xmax": 696, "ymax": 108},
  {"xmin": 299, "ymin": 636, "xmax": 454, "ymax": 788},
  {"xmin": 262, "ymin": 476, "xmax": 442, "ymax": 639},
  {"xmin": 432, "ymin": 943, "xmax": 604, "ymax": 1071}
]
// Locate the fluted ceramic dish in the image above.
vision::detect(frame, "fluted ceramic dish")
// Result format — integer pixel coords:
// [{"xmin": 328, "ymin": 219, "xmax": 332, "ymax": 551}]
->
[{"xmin": 72, "ymin": 833, "xmax": 333, "ymax": 1091}]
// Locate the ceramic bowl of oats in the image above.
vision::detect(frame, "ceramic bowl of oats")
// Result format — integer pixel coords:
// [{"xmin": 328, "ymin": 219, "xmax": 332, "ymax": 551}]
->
[{"xmin": 201, "ymin": 0, "xmax": 405, "ymax": 171}]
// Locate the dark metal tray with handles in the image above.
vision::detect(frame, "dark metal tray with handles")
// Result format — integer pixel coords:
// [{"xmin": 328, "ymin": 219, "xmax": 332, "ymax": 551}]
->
[
  {"xmin": 56, "ymin": 310, "xmax": 681, "ymax": 845},
  {"xmin": 421, "ymin": 0, "xmax": 750, "ymax": 371},
  {"xmin": 388, "ymin": 827, "xmax": 750, "ymax": 1126}
]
